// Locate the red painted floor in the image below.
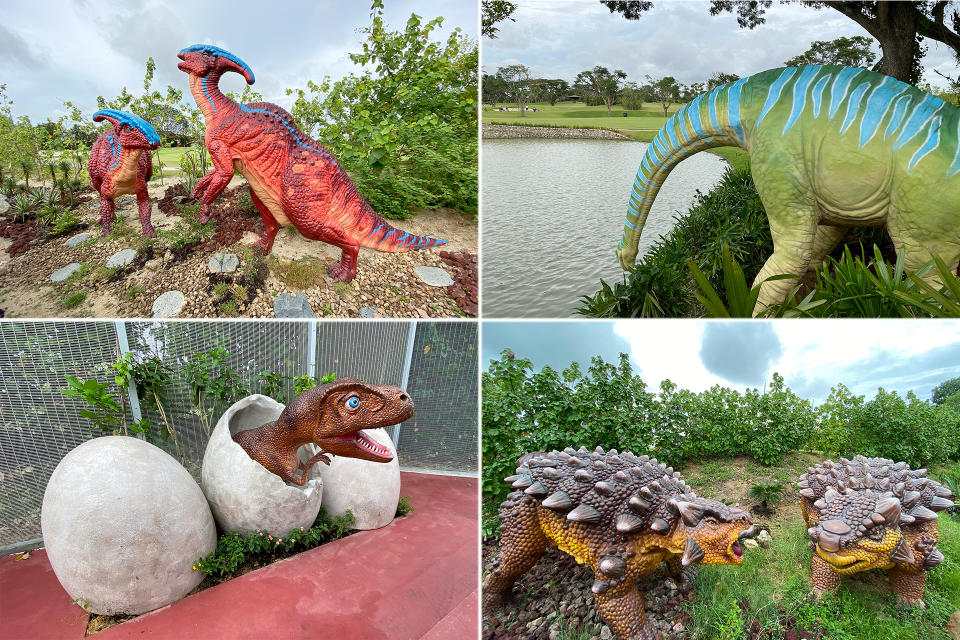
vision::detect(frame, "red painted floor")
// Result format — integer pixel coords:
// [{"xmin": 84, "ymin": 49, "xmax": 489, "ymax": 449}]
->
[{"xmin": 0, "ymin": 472, "xmax": 478, "ymax": 640}]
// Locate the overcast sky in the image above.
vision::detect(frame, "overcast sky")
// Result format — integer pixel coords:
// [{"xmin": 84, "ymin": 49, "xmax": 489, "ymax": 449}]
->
[
  {"xmin": 482, "ymin": 0, "xmax": 959, "ymax": 88},
  {"xmin": 481, "ymin": 320, "xmax": 960, "ymax": 404},
  {"xmin": 1, "ymin": 0, "xmax": 477, "ymax": 122}
]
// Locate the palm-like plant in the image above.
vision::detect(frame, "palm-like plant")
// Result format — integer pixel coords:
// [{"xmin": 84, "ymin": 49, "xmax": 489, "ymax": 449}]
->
[
  {"xmin": 18, "ymin": 159, "xmax": 33, "ymax": 189},
  {"xmin": 10, "ymin": 193, "xmax": 35, "ymax": 222},
  {"xmin": 1, "ymin": 176, "xmax": 16, "ymax": 197}
]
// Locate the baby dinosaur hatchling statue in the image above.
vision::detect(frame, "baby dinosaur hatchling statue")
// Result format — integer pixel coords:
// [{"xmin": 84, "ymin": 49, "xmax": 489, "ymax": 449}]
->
[
  {"xmin": 483, "ymin": 446, "xmax": 757, "ymax": 640},
  {"xmin": 798, "ymin": 455, "xmax": 954, "ymax": 607},
  {"xmin": 232, "ymin": 377, "xmax": 412, "ymax": 484}
]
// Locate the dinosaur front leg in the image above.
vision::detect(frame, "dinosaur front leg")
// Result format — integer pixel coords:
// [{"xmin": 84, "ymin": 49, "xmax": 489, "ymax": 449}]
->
[
  {"xmin": 751, "ymin": 187, "xmax": 817, "ymax": 315},
  {"xmin": 887, "ymin": 210, "xmax": 960, "ymax": 291},
  {"xmin": 482, "ymin": 497, "xmax": 549, "ymax": 612},
  {"xmin": 248, "ymin": 187, "xmax": 280, "ymax": 254},
  {"xmin": 136, "ymin": 186, "xmax": 156, "ymax": 238},
  {"xmin": 888, "ymin": 566, "xmax": 927, "ymax": 608},
  {"xmin": 666, "ymin": 556, "xmax": 695, "ymax": 584},
  {"xmin": 97, "ymin": 197, "xmax": 116, "ymax": 236},
  {"xmin": 297, "ymin": 450, "xmax": 332, "ymax": 481},
  {"xmin": 594, "ymin": 580, "xmax": 659, "ymax": 640},
  {"xmin": 810, "ymin": 554, "xmax": 841, "ymax": 599},
  {"xmin": 195, "ymin": 140, "xmax": 234, "ymax": 223}
]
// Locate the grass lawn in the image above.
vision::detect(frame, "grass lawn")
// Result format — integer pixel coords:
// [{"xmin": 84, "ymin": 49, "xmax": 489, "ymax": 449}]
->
[
  {"xmin": 483, "ymin": 101, "xmax": 751, "ymax": 172},
  {"xmin": 683, "ymin": 453, "xmax": 960, "ymax": 639},
  {"xmin": 149, "ymin": 146, "xmax": 214, "ymax": 178}
]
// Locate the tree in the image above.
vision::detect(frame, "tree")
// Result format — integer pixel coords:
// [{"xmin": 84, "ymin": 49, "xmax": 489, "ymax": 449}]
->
[
  {"xmin": 784, "ymin": 35, "xmax": 877, "ymax": 68},
  {"xmin": 482, "ymin": 73, "xmax": 509, "ymax": 107},
  {"xmin": 530, "ymin": 78, "xmax": 570, "ymax": 106},
  {"xmin": 575, "ymin": 66, "xmax": 628, "ymax": 116},
  {"xmin": 932, "ymin": 377, "xmax": 960, "ymax": 404},
  {"xmin": 482, "ymin": 0, "xmax": 517, "ymax": 38},
  {"xmin": 620, "ymin": 82, "xmax": 645, "ymax": 109},
  {"xmin": 706, "ymin": 72, "xmax": 741, "ymax": 91},
  {"xmin": 496, "ymin": 64, "xmax": 533, "ymax": 115},
  {"xmin": 601, "ymin": 1, "xmax": 960, "ymax": 84},
  {"xmin": 681, "ymin": 81, "xmax": 705, "ymax": 101},
  {"xmin": 647, "ymin": 75, "xmax": 681, "ymax": 116}
]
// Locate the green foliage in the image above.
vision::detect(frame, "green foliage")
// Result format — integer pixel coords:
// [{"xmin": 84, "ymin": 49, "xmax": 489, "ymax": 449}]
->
[
  {"xmin": 62, "ymin": 292, "xmax": 86, "ymax": 309},
  {"xmin": 807, "ymin": 386, "xmax": 960, "ymax": 467},
  {"xmin": 62, "ymin": 375, "xmax": 122, "ymax": 433},
  {"xmin": 784, "ymin": 36, "xmax": 877, "ymax": 68},
  {"xmin": 396, "ymin": 495, "xmax": 413, "ymax": 517},
  {"xmin": 260, "ymin": 370, "xmax": 290, "ymax": 403},
  {"xmin": 292, "ymin": 372, "xmax": 335, "ymax": 397},
  {"xmin": 286, "ymin": 1, "xmax": 477, "ymax": 219},
  {"xmin": 193, "ymin": 508, "xmax": 355, "ymax": 579},
  {"xmin": 481, "ymin": 351, "xmax": 813, "ymax": 536},
  {"xmin": 938, "ymin": 463, "xmax": 960, "ymax": 515},
  {"xmin": 932, "ymin": 378, "xmax": 960, "ymax": 405},
  {"xmin": 182, "ymin": 347, "xmax": 250, "ymax": 436},
  {"xmin": 159, "ymin": 204, "xmax": 215, "ymax": 249},
  {"xmin": 749, "ymin": 479, "xmax": 783, "ymax": 508}
]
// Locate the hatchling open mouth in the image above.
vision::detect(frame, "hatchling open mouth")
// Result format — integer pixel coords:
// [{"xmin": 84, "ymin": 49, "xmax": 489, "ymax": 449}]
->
[{"xmin": 334, "ymin": 429, "xmax": 394, "ymax": 461}]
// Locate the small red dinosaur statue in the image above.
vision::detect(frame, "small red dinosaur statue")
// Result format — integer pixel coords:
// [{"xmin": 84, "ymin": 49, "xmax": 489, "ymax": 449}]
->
[
  {"xmin": 233, "ymin": 377, "xmax": 413, "ymax": 485},
  {"xmin": 176, "ymin": 44, "xmax": 446, "ymax": 282},
  {"xmin": 88, "ymin": 110, "xmax": 160, "ymax": 237}
]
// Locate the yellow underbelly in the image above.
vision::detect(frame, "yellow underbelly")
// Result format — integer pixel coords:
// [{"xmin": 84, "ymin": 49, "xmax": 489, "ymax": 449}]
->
[{"xmin": 233, "ymin": 158, "xmax": 291, "ymax": 226}]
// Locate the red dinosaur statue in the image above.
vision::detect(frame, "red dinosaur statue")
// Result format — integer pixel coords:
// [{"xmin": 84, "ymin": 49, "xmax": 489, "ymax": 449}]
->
[
  {"xmin": 88, "ymin": 110, "xmax": 160, "ymax": 237},
  {"xmin": 233, "ymin": 377, "xmax": 413, "ymax": 485},
  {"xmin": 176, "ymin": 44, "xmax": 446, "ymax": 282}
]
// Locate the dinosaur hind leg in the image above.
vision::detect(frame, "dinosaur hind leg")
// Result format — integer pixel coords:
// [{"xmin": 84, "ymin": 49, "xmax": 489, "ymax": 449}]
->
[
  {"xmin": 328, "ymin": 242, "xmax": 359, "ymax": 283},
  {"xmin": 887, "ymin": 210, "xmax": 960, "ymax": 289},
  {"xmin": 809, "ymin": 223, "xmax": 847, "ymax": 274},
  {"xmin": 482, "ymin": 495, "xmax": 548, "ymax": 612},
  {"xmin": 137, "ymin": 186, "xmax": 156, "ymax": 238},
  {"xmin": 889, "ymin": 566, "xmax": 927, "ymax": 608},
  {"xmin": 97, "ymin": 197, "xmax": 116, "ymax": 236},
  {"xmin": 248, "ymin": 187, "xmax": 280, "ymax": 255},
  {"xmin": 810, "ymin": 554, "xmax": 841, "ymax": 599}
]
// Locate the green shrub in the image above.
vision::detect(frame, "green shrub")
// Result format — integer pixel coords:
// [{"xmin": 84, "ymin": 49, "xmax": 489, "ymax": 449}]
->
[
  {"xmin": 749, "ymin": 479, "xmax": 783, "ymax": 509},
  {"xmin": 396, "ymin": 495, "xmax": 413, "ymax": 517},
  {"xmin": 194, "ymin": 508, "xmax": 355, "ymax": 579},
  {"xmin": 62, "ymin": 291, "xmax": 86, "ymax": 309}
]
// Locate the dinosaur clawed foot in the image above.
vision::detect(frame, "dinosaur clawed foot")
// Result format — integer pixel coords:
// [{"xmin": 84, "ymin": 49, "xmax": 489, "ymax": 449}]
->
[
  {"xmin": 327, "ymin": 262, "xmax": 356, "ymax": 283},
  {"xmin": 141, "ymin": 226, "xmax": 157, "ymax": 239}
]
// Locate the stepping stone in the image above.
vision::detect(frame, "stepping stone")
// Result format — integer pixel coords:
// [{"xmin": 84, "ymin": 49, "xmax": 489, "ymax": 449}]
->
[
  {"xmin": 208, "ymin": 253, "xmax": 239, "ymax": 273},
  {"xmin": 0, "ymin": 194, "xmax": 8, "ymax": 215},
  {"xmin": 152, "ymin": 291, "xmax": 185, "ymax": 318},
  {"xmin": 359, "ymin": 306, "xmax": 380, "ymax": 318},
  {"xmin": 65, "ymin": 233, "xmax": 91, "ymax": 247},
  {"xmin": 50, "ymin": 263, "xmax": 82, "ymax": 282},
  {"xmin": 106, "ymin": 248, "xmax": 137, "ymax": 268},
  {"xmin": 274, "ymin": 292, "xmax": 316, "ymax": 318},
  {"xmin": 413, "ymin": 266, "xmax": 454, "ymax": 287}
]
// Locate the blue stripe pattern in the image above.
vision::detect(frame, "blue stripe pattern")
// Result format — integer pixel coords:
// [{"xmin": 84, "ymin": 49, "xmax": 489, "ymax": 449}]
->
[
  {"xmin": 828, "ymin": 67, "xmax": 861, "ymax": 119},
  {"xmin": 179, "ymin": 44, "xmax": 256, "ymax": 84},
  {"xmin": 839, "ymin": 82, "xmax": 870, "ymax": 136},
  {"xmin": 859, "ymin": 77, "xmax": 907, "ymax": 148},
  {"xmin": 727, "ymin": 78, "xmax": 748, "ymax": 143},
  {"xmin": 894, "ymin": 94, "xmax": 945, "ymax": 151},
  {"xmin": 906, "ymin": 116, "xmax": 941, "ymax": 172},
  {"xmin": 811, "ymin": 75, "xmax": 829, "ymax": 118},
  {"xmin": 202, "ymin": 76, "xmax": 216, "ymax": 115},
  {"xmin": 239, "ymin": 104, "xmax": 336, "ymax": 165},
  {"xmin": 758, "ymin": 67, "xmax": 797, "ymax": 127},
  {"xmin": 782, "ymin": 66, "xmax": 821, "ymax": 135},
  {"xmin": 92, "ymin": 109, "xmax": 160, "ymax": 145},
  {"xmin": 106, "ymin": 135, "xmax": 120, "ymax": 172}
]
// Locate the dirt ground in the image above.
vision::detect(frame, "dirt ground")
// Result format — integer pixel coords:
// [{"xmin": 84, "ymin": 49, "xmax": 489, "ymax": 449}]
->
[{"xmin": 0, "ymin": 176, "xmax": 478, "ymax": 319}]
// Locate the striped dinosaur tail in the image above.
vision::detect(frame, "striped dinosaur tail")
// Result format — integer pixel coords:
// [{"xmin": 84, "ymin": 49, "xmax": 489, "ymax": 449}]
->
[
  {"xmin": 360, "ymin": 215, "xmax": 447, "ymax": 253},
  {"xmin": 617, "ymin": 78, "xmax": 751, "ymax": 269}
]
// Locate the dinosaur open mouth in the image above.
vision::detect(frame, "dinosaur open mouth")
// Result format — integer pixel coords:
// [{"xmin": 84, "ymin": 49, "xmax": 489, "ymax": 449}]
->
[
  {"xmin": 334, "ymin": 429, "xmax": 393, "ymax": 461},
  {"xmin": 730, "ymin": 541, "xmax": 743, "ymax": 559}
]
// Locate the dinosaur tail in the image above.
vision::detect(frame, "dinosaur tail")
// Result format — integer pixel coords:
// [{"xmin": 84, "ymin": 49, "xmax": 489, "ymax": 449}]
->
[
  {"xmin": 359, "ymin": 213, "xmax": 447, "ymax": 253},
  {"xmin": 617, "ymin": 77, "xmax": 752, "ymax": 270}
]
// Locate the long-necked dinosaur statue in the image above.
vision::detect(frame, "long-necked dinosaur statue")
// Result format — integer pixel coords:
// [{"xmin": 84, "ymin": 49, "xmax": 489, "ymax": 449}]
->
[
  {"xmin": 483, "ymin": 446, "xmax": 756, "ymax": 640},
  {"xmin": 88, "ymin": 109, "xmax": 160, "ymax": 237},
  {"xmin": 176, "ymin": 44, "xmax": 445, "ymax": 282},
  {"xmin": 616, "ymin": 65, "xmax": 960, "ymax": 315}
]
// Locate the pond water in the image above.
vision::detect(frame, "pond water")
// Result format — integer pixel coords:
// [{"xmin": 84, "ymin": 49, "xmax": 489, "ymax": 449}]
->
[{"xmin": 481, "ymin": 139, "xmax": 729, "ymax": 317}]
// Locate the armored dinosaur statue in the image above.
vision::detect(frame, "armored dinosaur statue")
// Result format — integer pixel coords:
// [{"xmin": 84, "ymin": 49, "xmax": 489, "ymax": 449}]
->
[
  {"xmin": 233, "ymin": 377, "xmax": 412, "ymax": 485},
  {"xmin": 617, "ymin": 65, "xmax": 960, "ymax": 314},
  {"xmin": 88, "ymin": 110, "xmax": 160, "ymax": 237},
  {"xmin": 797, "ymin": 455, "xmax": 954, "ymax": 606},
  {"xmin": 176, "ymin": 44, "xmax": 446, "ymax": 282},
  {"xmin": 483, "ymin": 446, "xmax": 756, "ymax": 640}
]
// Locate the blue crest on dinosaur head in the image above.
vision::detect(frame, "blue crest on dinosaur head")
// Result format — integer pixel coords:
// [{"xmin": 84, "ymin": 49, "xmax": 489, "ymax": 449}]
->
[
  {"xmin": 178, "ymin": 44, "xmax": 256, "ymax": 84},
  {"xmin": 91, "ymin": 110, "xmax": 161, "ymax": 145}
]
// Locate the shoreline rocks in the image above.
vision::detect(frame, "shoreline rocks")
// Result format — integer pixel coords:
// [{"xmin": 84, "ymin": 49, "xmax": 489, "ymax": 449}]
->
[{"xmin": 482, "ymin": 124, "xmax": 632, "ymax": 140}]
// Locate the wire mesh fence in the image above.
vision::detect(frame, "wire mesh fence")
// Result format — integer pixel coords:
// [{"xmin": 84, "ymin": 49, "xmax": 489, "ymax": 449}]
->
[{"xmin": 0, "ymin": 320, "xmax": 478, "ymax": 549}]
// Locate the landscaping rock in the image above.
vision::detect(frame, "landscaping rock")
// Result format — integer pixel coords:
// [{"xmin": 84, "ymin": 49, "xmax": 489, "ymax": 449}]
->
[
  {"xmin": 946, "ymin": 610, "xmax": 960, "ymax": 640},
  {"xmin": 208, "ymin": 252, "xmax": 239, "ymax": 274},
  {"xmin": 742, "ymin": 538, "xmax": 760, "ymax": 550},
  {"xmin": 413, "ymin": 265, "xmax": 454, "ymax": 287},
  {"xmin": 152, "ymin": 290, "xmax": 185, "ymax": 318},
  {"xmin": 41, "ymin": 436, "xmax": 217, "ymax": 615},
  {"xmin": 201, "ymin": 395, "xmax": 323, "ymax": 536},
  {"xmin": 359, "ymin": 306, "xmax": 381, "ymax": 318},
  {"xmin": 317, "ymin": 427, "xmax": 399, "ymax": 530},
  {"xmin": 50, "ymin": 263, "xmax": 82, "ymax": 282},
  {"xmin": 65, "ymin": 233, "xmax": 91, "ymax": 247},
  {"xmin": 757, "ymin": 529, "xmax": 773, "ymax": 548},
  {"xmin": 0, "ymin": 193, "xmax": 8, "ymax": 214},
  {"xmin": 105, "ymin": 248, "xmax": 137, "ymax": 268},
  {"xmin": 274, "ymin": 292, "xmax": 315, "ymax": 318}
]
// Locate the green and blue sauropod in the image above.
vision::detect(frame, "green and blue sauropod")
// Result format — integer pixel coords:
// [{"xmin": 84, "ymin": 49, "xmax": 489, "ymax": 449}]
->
[{"xmin": 617, "ymin": 65, "xmax": 960, "ymax": 314}]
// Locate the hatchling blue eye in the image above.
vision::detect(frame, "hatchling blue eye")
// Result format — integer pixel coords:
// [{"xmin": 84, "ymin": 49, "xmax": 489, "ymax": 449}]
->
[{"xmin": 347, "ymin": 396, "xmax": 360, "ymax": 408}]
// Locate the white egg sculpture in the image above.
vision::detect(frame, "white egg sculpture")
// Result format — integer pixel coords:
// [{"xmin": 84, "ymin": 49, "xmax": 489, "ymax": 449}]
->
[
  {"xmin": 318, "ymin": 426, "xmax": 401, "ymax": 530},
  {"xmin": 201, "ymin": 395, "xmax": 323, "ymax": 536},
  {"xmin": 41, "ymin": 436, "xmax": 217, "ymax": 615}
]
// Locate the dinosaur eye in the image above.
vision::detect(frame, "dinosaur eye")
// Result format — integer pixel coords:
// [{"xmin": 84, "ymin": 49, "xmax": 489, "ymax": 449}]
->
[
  {"xmin": 346, "ymin": 395, "xmax": 360, "ymax": 409},
  {"xmin": 705, "ymin": 517, "xmax": 719, "ymax": 527}
]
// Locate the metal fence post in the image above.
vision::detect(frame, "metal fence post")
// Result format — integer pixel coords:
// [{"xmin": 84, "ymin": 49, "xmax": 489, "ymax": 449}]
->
[
  {"xmin": 393, "ymin": 321, "xmax": 417, "ymax": 447},
  {"xmin": 306, "ymin": 320, "xmax": 318, "ymax": 380},
  {"xmin": 114, "ymin": 321, "xmax": 143, "ymax": 436}
]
